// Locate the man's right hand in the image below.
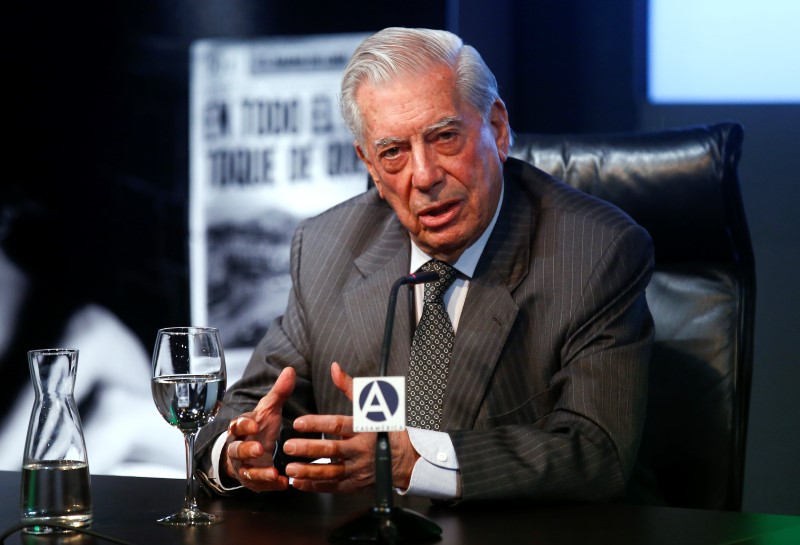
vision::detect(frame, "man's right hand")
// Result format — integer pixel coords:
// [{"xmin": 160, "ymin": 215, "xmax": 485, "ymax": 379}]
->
[{"xmin": 223, "ymin": 366, "xmax": 296, "ymax": 492}]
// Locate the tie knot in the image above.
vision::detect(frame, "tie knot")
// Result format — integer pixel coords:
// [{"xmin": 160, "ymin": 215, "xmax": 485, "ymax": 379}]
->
[{"xmin": 420, "ymin": 260, "xmax": 457, "ymax": 301}]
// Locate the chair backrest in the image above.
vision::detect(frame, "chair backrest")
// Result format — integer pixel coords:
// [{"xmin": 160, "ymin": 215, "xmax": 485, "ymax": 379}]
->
[{"xmin": 509, "ymin": 123, "xmax": 755, "ymax": 510}]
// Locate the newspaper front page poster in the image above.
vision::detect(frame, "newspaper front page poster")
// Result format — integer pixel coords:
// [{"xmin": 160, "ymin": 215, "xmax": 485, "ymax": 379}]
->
[{"xmin": 190, "ymin": 34, "xmax": 369, "ymax": 376}]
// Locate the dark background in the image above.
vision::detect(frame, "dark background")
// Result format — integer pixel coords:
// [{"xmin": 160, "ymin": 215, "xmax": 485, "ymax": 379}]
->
[{"xmin": 4, "ymin": 0, "xmax": 799, "ymax": 515}]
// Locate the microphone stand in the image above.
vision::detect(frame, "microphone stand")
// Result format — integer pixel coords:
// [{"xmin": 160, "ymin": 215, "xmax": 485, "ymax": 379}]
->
[{"xmin": 329, "ymin": 272, "xmax": 443, "ymax": 544}]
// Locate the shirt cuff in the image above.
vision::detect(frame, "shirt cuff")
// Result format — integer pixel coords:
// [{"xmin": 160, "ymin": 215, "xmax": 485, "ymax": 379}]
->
[
  {"xmin": 398, "ymin": 427, "xmax": 461, "ymax": 500},
  {"xmin": 209, "ymin": 431, "xmax": 244, "ymax": 492}
]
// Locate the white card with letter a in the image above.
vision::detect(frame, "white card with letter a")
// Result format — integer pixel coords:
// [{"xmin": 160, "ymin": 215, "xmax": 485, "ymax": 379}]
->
[{"xmin": 352, "ymin": 376, "xmax": 406, "ymax": 432}]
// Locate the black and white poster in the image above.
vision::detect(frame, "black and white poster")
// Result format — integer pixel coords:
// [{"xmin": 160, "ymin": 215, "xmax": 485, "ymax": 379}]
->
[{"xmin": 190, "ymin": 34, "xmax": 369, "ymax": 379}]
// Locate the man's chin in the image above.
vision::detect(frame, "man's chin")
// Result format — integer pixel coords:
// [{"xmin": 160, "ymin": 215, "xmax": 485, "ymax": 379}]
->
[{"xmin": 416, "ymin": 234, "xmax": 469, "ymax": 263}]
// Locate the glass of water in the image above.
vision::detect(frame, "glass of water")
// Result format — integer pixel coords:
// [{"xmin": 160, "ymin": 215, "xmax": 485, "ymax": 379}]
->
[{"xmin": 151, "ymin": 327, "xmax": 226, "ymax": 525}]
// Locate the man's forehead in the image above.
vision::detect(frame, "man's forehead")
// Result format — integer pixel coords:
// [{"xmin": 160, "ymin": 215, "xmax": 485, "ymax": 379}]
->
[{"xmin": 355, "ymin": 64, "xmax": 458, "ymax": 110}]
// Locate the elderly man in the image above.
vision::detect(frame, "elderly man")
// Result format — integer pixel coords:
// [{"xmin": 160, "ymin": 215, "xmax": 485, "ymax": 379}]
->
[{"xmin": 196, "ymin": 27, "xmax": 654, "ymax": 502}]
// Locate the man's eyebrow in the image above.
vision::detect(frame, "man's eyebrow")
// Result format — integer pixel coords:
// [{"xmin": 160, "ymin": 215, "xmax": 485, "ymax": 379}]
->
[
  {"xmin": 422, "ymin": 116, "xmax": 462, "ymax": 136},
  {"xmin": 371, "ymin": 116, "xmax": 464, "ymax": 151},
  {"xmin": 373, "ymin": 136, "xmax": 405, "ymax": 150}
]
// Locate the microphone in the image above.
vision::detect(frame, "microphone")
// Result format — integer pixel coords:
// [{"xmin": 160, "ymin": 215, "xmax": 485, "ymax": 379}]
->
[
  {"xmin": 405, "ymin": 271, "xmax": 440, "ymax": 284},
  {"xmin": 330, "ymin": 271, "xmax": 443, "ymax": 544}
]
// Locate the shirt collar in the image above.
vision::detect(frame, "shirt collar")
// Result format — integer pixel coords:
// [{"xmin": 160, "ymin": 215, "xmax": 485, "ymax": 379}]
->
[{"xmin": 409, "ymin": 183, "xmax": 504, "ymax": 279}]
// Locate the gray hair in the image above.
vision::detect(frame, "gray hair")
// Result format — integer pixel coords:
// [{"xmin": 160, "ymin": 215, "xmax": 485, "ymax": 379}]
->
[{"xmin": 340, "ymin": 27, "xmax": 505, "ymax": 145}]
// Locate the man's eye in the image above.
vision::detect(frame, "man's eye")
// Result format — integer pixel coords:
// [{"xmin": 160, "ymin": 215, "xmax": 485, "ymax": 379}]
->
[
  {"xmin": 381, "ymin": 147, "xmax": 400, "ymax": 159},
  {"xmin": 438, "ymin": 131, "xmax": 456, "ymax": 141}
]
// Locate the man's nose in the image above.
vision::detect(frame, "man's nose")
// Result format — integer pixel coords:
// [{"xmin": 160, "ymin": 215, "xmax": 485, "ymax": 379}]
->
[{"xmin": 410, "ymin": 146, "xmax": 443, "ymax": 190}]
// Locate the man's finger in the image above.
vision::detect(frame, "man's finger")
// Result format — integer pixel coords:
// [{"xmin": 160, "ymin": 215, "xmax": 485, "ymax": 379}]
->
[
  {"xmin": 283, "ymin": 436, "xmax": 348, "ymax": 460},
  {"xmin": 285, "ymin": 461, "xmax": 347, "ymax": 480},
  {"xmin": 330, "ymin": 362, "xmax": 354, "ymax": 400},
  {"xmin": 254, "ymin": 367, "xmax": 297, "ymax": 419},
  {"xmin": 227, "ymin": 439, "xmax": 266, "ymax": 461},
  {"xmin": 228, "ymin": 415, "xmax": 259, "ymax": 436},
  {"xmin": 238, "ymin": 466, "xmax": 290, "ymax": 492},
  {"xmin": 293, "ymin": 414, "xmax": 353, "ymax": 436}
]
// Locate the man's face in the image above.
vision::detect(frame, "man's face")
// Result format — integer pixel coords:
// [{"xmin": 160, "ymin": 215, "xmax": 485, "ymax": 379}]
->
[{"xmin": 354, "ymin": 65, "xmax": 510, "ymax": 263}]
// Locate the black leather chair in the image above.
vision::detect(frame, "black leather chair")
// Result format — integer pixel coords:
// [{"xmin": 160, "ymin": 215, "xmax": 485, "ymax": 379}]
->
[{"xmin": 509, "ymin": 123, "xmax": 755, "ymax": 510}]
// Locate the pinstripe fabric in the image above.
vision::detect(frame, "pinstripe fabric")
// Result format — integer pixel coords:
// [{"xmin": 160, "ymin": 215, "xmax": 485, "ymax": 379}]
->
[{"xmin": 196, "ymin": 157, "xmax": 654, "ymax": 502}]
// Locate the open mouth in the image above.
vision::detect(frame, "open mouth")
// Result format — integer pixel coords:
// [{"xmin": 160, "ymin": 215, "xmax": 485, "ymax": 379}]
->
[{"xmin": 418, "ymin": 200, "xmax": 460, "ymax": 229}]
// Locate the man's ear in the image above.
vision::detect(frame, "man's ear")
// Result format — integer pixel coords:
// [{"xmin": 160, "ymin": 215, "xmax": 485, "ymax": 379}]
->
[
  {"xmin": 489, "ymin": 99, "xmax": 511, "ymax": 162},
  {"xmin": 355, "ymin": 143, "xmax": 384, "ymax": 198}
]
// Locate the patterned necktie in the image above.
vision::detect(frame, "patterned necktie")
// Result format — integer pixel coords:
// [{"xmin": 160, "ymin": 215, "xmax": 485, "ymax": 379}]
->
[{"xmin": 407, "ymin": 259, "xmax": 457, "ymax": 430}]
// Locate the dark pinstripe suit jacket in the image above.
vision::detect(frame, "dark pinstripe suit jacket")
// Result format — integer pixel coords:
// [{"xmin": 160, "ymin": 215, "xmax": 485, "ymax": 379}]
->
[{"xmin": 197, "ymin": 157, "xmax": 654, "ymax": 502}]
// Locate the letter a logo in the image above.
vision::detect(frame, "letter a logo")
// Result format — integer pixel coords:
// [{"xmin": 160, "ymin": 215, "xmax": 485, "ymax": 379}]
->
[
  {"xmin": 352, "ymin": 376, "xmax": 406, "ymax": 432},
  {"xmin": 359, "ymin": 380, "xmax": 398, "ymax": 422}
]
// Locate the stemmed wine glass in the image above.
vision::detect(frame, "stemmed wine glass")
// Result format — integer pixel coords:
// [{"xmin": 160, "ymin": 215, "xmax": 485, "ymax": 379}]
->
[{"xmin": 151, "ymin": 327, "xmax": 227, "ymax": 526}]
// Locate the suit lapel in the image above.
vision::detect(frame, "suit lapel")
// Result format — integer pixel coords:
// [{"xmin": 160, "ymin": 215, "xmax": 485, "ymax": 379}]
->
[
  {"xmin": 441, "ymin": 175, "xmax": 533, "ymax": 430},
  {"xmin": 343, "ymin": 217, "xmax": 412, "ymax": 378}
]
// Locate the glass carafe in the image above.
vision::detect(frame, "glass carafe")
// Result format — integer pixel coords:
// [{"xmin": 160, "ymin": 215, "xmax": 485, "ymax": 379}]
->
[{"xmin": 20, "ymin": 349, "xmax": 92, "ymax": 534}]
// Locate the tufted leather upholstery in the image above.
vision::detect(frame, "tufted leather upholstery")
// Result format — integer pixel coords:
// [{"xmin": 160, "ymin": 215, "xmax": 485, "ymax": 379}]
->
[{"xmin": 509, "ymin": 123, "xmax": 755, "ymax": 510}]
